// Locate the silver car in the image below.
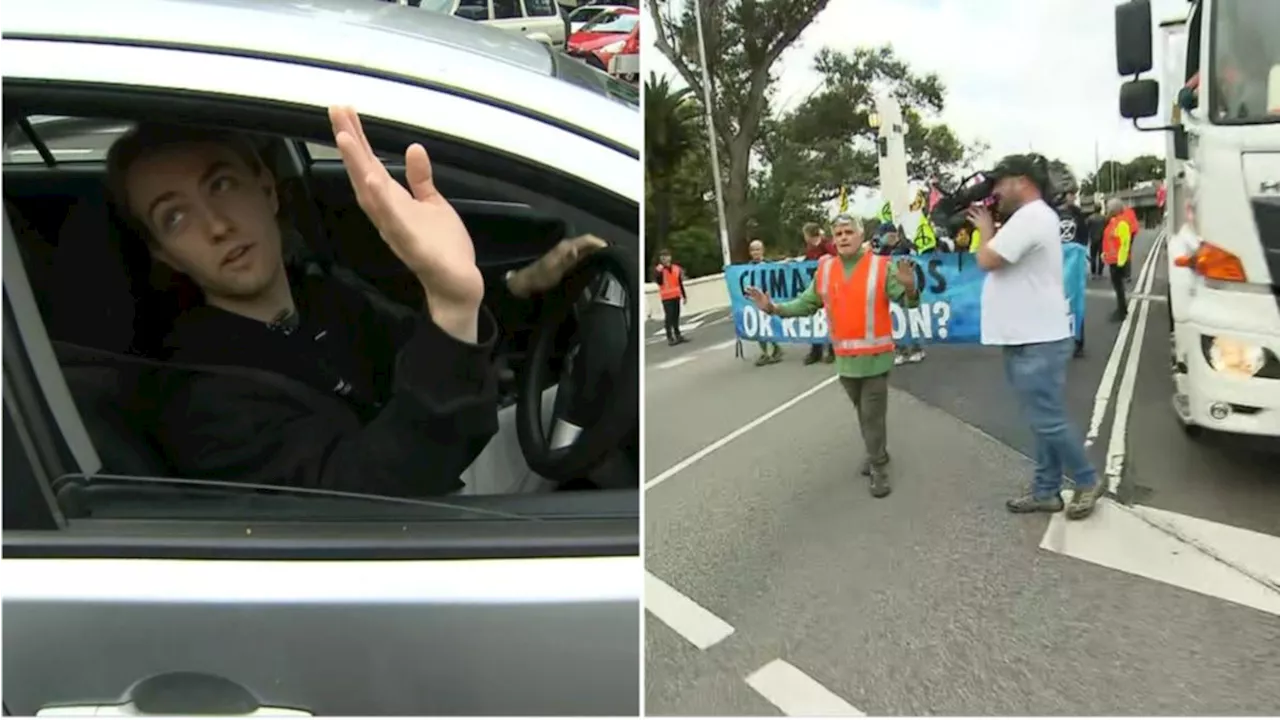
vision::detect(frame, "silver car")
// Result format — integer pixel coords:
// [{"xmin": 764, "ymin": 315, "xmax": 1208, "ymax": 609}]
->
[{"xmin": 2, "ymin": 0, "xmax": 640, "ymax": 715}]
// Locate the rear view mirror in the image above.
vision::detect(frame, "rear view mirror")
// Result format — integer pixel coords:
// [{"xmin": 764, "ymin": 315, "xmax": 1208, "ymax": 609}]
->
[
  {"xmin": 1120, "ymin": 79, "xmax": 1160, "ymax": 119},
  {"xmin": 1115, "ymin": 0, "xmax": 1154, "ymax": 76},
  {"xmin": 1174, "ymin": 126, "xmax": 1189, "ymax": 160}
]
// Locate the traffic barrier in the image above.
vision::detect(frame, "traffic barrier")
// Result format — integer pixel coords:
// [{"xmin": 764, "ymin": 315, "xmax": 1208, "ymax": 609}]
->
[{"xmin": 643, "ymin": 273, "xmax": 731, "ymax": 320}]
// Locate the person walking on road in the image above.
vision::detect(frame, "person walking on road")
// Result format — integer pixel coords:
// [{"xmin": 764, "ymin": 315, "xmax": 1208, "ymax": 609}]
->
[
  {"xmin": 800, "ymin": 222, "xmax": 836, "ymax": 365},
  {"xmin": 747, "ymin": 240, "xmax": 782, "ymax": 366},
  {"xmin": 970, "ymin": 154, "xmax": 1103, "ymax": 520},
  {"xmin": 1101, "ymin": 198, "xmax": 1134, "ymax": 322},
  {"xmin": 875, "ymin": 222, "xmax": 925, "ymax": 365},
  {"xmin": 654, "ymin": 248, "xmax": 688, "ymax": 346},
  {"xmin": 745, "ymin": 215, "xmax": 920, "ymax": 499},
  {"xmin": 1086, "ymin": 205, "xmax": 1107, "ymax": 279},
  {"xmin": 1056, "ymin": 190, "xmax": 1090, "ymax": 359}
]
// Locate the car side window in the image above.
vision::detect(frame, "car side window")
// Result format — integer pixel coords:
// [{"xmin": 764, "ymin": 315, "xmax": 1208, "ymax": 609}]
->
[
  {"xmin": 455, "ymin": 0, "xmax": 489, "ymax": 21},
  {"xmin": 2, "ymin": 117, "xmax": 134, "ymax": 165},
  {"xmin": 524, "ymin": 0, "xmax": 557, "ymax": 17},
  {"xmin": 492, "ymin": 0, "xmax": 521, "ymax": 19}
]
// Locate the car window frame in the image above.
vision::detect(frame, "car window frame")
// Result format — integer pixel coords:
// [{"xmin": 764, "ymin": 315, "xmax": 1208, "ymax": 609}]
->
[{"xmin": 1, "ymin": 43, "xmax": 638, "ymax": 561}]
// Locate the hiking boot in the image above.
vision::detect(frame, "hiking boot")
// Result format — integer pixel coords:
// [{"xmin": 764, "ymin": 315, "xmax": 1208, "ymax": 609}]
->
[
  {"xmin": 1005, "ymin": 493, "xmax": 1065, "ymax": 514},
  {"xmin": 822, "ymin": 351, "xmax": 835, "ymax": 364},
  {"xmin": 803, "ymin": 351, "xmax": 821, "ymax": 366},
  {"xmin": 860, "ymin": 453, "xmax": 890, "ymax": 477},
  {"xmin": 1066, "ymin": 481, "xmax": 1106, "ymax": 520},
  {"xmin": 754, "ymin": 354, "xmax": 771, "ymax": 367},
  {"xmin": 1109, "ymin": 309, "xmax": 1127, "ymax": 323},
  {"xmin": 868, "ymin": 469, "xmax": 892, "ymax": 498}
]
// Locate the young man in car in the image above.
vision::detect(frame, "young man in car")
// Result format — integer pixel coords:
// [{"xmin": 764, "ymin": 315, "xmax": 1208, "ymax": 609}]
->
[{"xmin": 106, "ymin": 108, "xmax": 605, "ymax": 497}]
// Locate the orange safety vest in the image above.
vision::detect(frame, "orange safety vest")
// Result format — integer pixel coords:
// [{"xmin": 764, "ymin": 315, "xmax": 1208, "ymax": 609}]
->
[
  {"xmin": 657, "ymin": 264, "xmax": 683, "ymax": 301},
  {"xmin": 815, "ymin": 253, "xmax": 895, "ymax": 357},
  {"xmin": 1102, "ymin": 215, "xmax": 1129, "ymax": 266}
]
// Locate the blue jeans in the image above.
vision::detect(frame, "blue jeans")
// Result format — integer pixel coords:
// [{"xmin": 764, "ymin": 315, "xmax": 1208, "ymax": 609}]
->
[{"xmin": 1002, "ymin": 338, "xmax": 1098, "ymax": 498}]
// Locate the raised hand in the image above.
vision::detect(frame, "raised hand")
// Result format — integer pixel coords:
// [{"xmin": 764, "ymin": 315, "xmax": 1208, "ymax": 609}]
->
[
  {"xmin": 744, "ymin": 286, "xmax": 774, "ymax": 313},
  {"xmin": 329, "ymin": 105, "xmax": 483, "ymax": 340},
  {"xmin": 507, "ymin": 234, "xmax": 608, "ymax": 298},
  {"xmin": 895, "ymin": 258, "xmax": 918, "ymax": 293}
]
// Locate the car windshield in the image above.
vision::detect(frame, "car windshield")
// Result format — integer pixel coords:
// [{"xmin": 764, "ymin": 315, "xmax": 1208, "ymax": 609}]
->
[
  {"xmin": 579, "ymin": 12, "xmax": 637, "ymax": 34},
  {"xmin": 1210, "ymin": 0, "xmax": 1280, "ymax": 123},
  {"xmin": 552, "ymin": 50, "xmax": 639, "ymax": 108}
]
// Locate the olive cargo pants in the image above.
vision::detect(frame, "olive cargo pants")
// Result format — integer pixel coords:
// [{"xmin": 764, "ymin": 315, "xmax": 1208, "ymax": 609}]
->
[{"xmin": 839, "ymin": 372, "xmax": 890, "ymax": 470}]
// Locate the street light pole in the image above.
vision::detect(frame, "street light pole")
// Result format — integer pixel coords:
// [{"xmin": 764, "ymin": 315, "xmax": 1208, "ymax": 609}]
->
[{"xmin": 691, "ymin": 0, "xmax": 732, "ymax": 267}]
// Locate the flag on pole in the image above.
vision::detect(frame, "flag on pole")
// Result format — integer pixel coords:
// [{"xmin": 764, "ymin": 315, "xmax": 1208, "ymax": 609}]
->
[
  {"xmin": 877, "ymin": 200, "xmax": 893, "ymax": 223},
  {"xmin": 838, "ymin": 185, "xmax": 849, "ymax": 213}
]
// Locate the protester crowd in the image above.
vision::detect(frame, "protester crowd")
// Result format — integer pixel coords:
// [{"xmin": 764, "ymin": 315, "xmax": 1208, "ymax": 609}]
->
[{"xmin": 655, "ymin": 154, "xmax": 1148, "ymax": 520}]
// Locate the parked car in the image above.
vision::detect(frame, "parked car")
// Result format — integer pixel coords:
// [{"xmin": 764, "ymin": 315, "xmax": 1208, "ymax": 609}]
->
[
  {"xmin": 418, "ymin": 0, "xmax": 568, "ymax": 49},
  {"xmin": 567, "ymin": 3, "xmax": 632, "ymax": 33},
  {"xmin": 1, "ymin": 0, "xmax": 639, "ymax": 716},
  {"xmin": 567, "ymin": 7, "xmax": 638, "ymax": 54}
]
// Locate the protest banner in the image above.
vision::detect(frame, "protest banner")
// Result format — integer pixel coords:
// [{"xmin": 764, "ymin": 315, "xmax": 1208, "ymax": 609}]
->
[{"xmin": 724, "ymin": 244, "xmax": 1088, "ymax": 345}]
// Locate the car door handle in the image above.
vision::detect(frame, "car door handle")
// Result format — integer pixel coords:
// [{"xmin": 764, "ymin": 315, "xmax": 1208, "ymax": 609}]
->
[{"xmin": 36, "ymin": 672, "xmax": 312, "ymax": 717}]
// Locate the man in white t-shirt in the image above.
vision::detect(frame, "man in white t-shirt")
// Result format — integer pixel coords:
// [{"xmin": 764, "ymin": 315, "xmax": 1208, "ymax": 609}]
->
[{"xmin": 968, "ymin": 154, "xmax": 1102, "ymax": 521}]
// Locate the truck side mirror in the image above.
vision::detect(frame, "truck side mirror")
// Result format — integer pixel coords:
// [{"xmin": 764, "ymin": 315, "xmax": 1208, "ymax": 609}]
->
[
  {"xmin": 1115, "ymin": 0, "xmax": 1154, "ymax": 76},
  {"xmin": 1120, "ymin": 79, "xmax": 1160, "ymax": 119},
  {"xmin": 1174, "ymin": 126, "xmax": 1189, "ymax": 160}
]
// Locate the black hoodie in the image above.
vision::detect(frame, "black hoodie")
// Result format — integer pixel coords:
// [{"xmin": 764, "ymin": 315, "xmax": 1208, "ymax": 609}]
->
[{"xmin": 151, "ymin": 269, "xmax": 498, "ymax": 497}]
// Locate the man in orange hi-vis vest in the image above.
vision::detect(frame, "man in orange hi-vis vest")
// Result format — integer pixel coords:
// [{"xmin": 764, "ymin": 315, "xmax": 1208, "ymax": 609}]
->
[
  {"xmin": 745, "ymin": 215, "xmax": 920, "ymax": 498},
  {"xmin": 654, "ymin": 248, "xmax": 688, "ymax": 346}
]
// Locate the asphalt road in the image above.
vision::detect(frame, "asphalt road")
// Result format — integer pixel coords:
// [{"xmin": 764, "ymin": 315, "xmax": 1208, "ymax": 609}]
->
[{"xmin": 644, "ymin": 231, "xmax": 1280, "ymax": 716}]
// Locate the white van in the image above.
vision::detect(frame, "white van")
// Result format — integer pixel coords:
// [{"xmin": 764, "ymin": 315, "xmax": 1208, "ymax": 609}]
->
[{"xmin": 413, "ymin": 0, "xmax": 568, "ymax": 50}]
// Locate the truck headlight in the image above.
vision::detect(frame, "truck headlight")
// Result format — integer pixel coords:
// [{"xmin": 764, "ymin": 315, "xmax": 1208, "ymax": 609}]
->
[{"xmin": 1205, "ymin": 336, "xmax": 1266, "ymax": 377}]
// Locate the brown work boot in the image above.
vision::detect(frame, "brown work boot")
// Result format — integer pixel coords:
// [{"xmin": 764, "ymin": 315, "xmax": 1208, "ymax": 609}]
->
[
  {"xmin": 868, "ymin": 468, "xmax": 891, "ymax": 498},
  {"xmin": 1005, "ymin": 493, "xmax": 1065, "ymax": 514},
  {"xmin": 1066, "ymin": 480, "xmax": 1106, "ymax": 520},
  {"xmin": 859, "ymin": 453, "xmax": 891, "ymax": 477}
]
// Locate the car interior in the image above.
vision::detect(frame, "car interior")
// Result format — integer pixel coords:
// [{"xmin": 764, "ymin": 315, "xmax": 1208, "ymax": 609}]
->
[{"xmin": 2, "ymin": 87, "xmax": 638, "ymax": 524}]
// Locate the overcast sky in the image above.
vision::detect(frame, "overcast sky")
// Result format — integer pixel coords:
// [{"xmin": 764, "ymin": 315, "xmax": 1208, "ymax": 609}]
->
[{"xmin": 645, "ymin": 0, "xmax": 1188, "ymax": 215}]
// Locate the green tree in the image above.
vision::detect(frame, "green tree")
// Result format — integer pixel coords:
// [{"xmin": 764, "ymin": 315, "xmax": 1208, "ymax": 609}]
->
[
  {"xmin": 648, "ymin": 0, "xmax": 833, "ymax": 262},
  {"xmin": 645, "ymin": 73, "xmax": 699, "ymax": 265},
  {"xmin": 753, "ymin": 46, "xmax": 978, "ymax": 247}
]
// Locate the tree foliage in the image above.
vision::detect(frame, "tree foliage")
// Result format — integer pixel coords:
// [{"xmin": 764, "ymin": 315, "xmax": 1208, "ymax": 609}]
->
[
  {"xmin": 1081, "ymin": 154, "xmax": 1166, "ymax": 196},
  {"xmin": 750, "ymin": 46, "xmax": 980, "ymax": 252},
  {"xmin": 648, "ymin": 0, "xmax": 832, "ymax": 262}
]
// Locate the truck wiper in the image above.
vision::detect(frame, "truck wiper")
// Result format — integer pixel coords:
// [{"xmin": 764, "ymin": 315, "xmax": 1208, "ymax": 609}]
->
[{"xmin": 52, "ymin": 473, "xmax": 540, "ymax": 522}]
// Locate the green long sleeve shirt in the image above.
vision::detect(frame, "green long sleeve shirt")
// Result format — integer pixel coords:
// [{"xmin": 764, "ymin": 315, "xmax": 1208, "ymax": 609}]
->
[{"xmin": 773, "ymin": 250, "xmax": 921, "ymax": 378}]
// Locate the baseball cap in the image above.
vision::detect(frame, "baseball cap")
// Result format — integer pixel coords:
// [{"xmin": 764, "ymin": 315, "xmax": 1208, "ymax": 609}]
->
[{"xmin": 990, "ymin": 153, "xmax": 1050, "ymax": 192}]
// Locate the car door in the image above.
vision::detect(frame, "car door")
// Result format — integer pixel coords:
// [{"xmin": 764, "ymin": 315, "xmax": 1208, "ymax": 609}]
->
[{"xmin": 1, "ymin": 34, "xmax": 639, "ymax": 717}]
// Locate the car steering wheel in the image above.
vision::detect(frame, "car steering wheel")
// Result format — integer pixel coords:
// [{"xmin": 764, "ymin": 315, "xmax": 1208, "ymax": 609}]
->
[{"xmin": 516, "ymin": 245, "xmax": 638, "ymax": 483}]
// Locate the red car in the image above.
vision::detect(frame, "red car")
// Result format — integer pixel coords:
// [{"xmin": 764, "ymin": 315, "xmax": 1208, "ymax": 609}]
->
[{"xmin": 567, "ymin": 7, "xmax": 638, "ymax": 55}]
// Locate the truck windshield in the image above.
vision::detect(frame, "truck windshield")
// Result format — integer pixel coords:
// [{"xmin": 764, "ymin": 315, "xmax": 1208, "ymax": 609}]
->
[{"xmin": 1210, "ymin": 0, "xmax": 1280, "ymax": 123}]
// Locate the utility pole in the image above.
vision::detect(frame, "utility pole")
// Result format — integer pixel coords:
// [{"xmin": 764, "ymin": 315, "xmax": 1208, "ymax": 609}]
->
[{"xmin": 691, "ymin": 0, "xmax": 732, "ymax": 267}]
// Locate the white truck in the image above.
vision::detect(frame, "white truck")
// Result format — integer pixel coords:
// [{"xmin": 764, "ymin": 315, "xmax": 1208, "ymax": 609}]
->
[{"xmin": 1114, "ymin": 0, "xmax": 1280, "ymax": 439}]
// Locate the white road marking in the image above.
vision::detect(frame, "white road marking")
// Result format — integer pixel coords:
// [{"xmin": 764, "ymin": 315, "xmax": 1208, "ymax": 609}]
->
[
  {"xmin": 1084, "ymin": 288, "xmax": 1166, "ymax": 302},
  {"xmin": 745, "ymin": 659, "xmax": 864, "ymax": 717},
  {"xmin": 1040, "ymin": 500, "xmax": 1280, "ymax": 617},
  {"xmin": 644, "ymin": 571, "xmax": 735, "ymax": 650},
  {"xmin": 644, "ymin": 375, "xmax": 840, "ymax": 491},
  {"xmin": 1085, "ymin": 233, "xmax": 1164, "ymax": 447},
  {"xmin": 1103, "ymin": 247, "xmax": 1159, "ymax": 492},
  {"xmin": 656, "ymin": 356, "xmax": 697, "ymax": 371}
]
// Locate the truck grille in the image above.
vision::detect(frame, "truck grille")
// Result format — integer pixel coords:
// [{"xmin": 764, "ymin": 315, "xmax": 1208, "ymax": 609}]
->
[{"xmin": 1251, "ymin": 198, "xmax": 1280, "ymax": 303}]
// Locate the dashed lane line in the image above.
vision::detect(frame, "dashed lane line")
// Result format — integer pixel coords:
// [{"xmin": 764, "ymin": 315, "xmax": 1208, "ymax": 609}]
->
[
  {"xmin": 745, "ymin": 659, "xmax": 865, "ymax": 717},
  {"xmin": 644, "ymin": 571, "xmax": 735, "ymax": 650}
]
